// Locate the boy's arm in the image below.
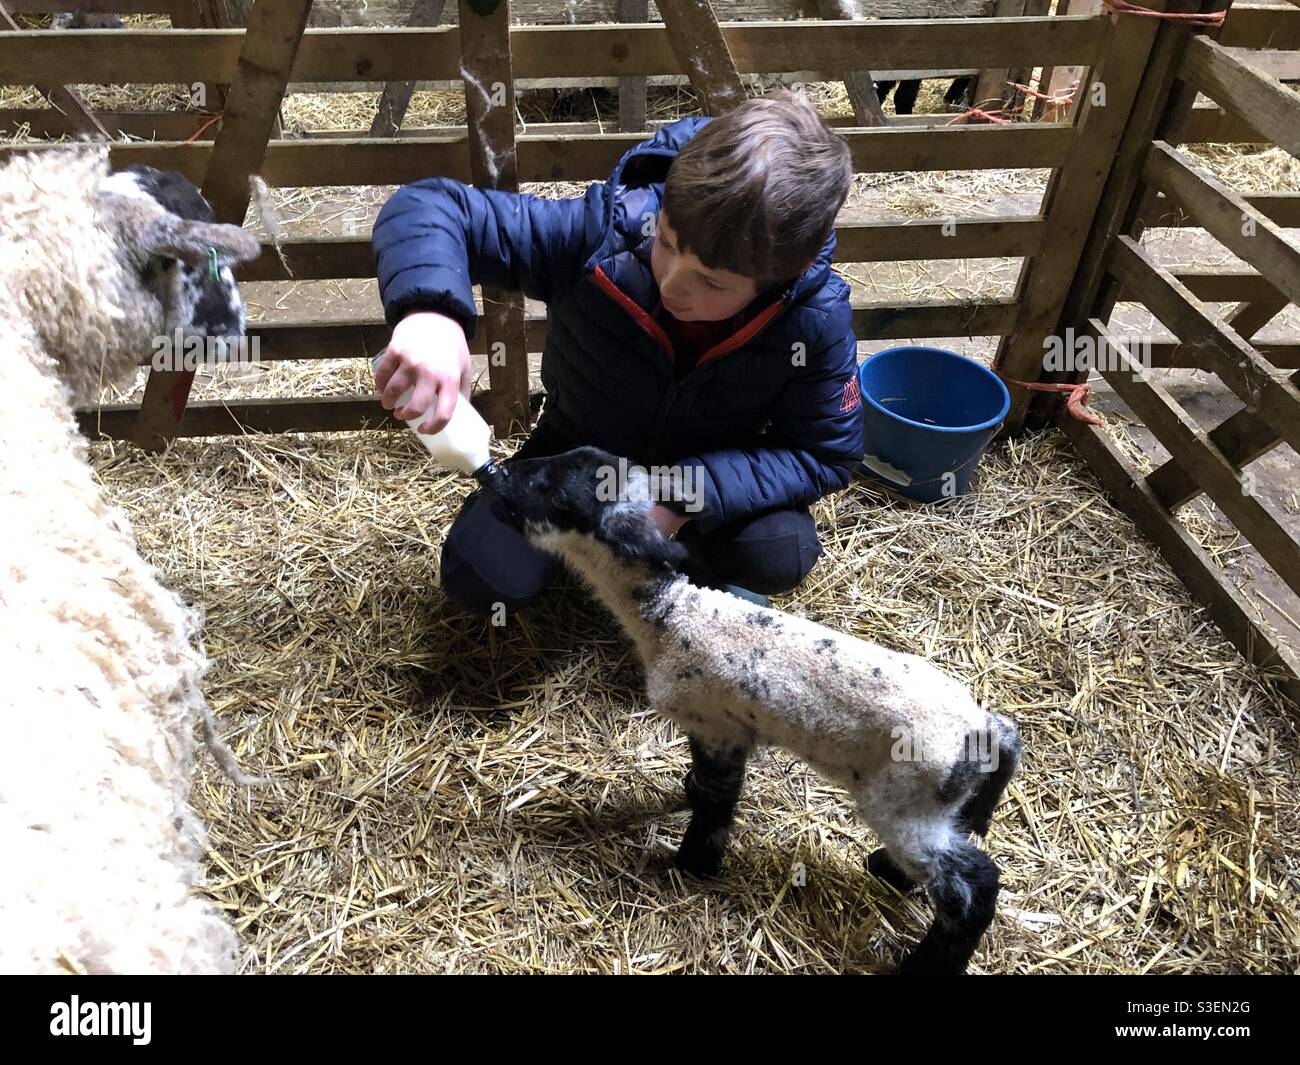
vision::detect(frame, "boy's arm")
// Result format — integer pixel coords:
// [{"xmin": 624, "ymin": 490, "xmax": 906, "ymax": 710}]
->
[
  {"xmin": 676, "ymin": 323, "xmax": 864, "ymax": 534},
  {"xmin": 373, "ymin": 178, "xmax": 606, "ymax": 336}
]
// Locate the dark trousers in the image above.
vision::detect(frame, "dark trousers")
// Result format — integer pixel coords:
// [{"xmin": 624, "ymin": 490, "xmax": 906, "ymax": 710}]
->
[{"xmin": 440, "ymin": 424, "xmax": 824, "ymax": 616}]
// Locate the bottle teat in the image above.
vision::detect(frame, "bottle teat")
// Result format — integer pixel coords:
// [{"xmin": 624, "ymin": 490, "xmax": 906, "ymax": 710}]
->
[{"xmin": 473, "ymin": 459, "xmax": 509, "ymax": 495}]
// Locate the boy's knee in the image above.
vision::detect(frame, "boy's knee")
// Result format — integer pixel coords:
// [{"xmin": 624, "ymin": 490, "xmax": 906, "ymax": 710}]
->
[
  {"xmin": 442, "ymin": 554, "xmax": 544, "ymax": 617},
  {"xmin": 441, "ymin": 491, "xmax": 559, "ymax": 616},
  {"xmin": 698, "ymin": 508, "xmax": 822, "ymax": 595},
  {"xmin": 741, "ymin": 532, "xmax": 821, "ymax": 595}
]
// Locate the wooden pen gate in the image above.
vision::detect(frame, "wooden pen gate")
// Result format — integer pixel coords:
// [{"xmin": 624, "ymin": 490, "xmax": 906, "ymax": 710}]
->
[
  {"xmin": 1050, "ymin": 3, "xmax": 1300, "ymax": 707},
  {"xmin": 1, "ymin": 1, "xmax": 1298, "ymax": 703},
  {"xmin": 2, "ymin": 0, "xmax": 1154, "ymax": 447}
]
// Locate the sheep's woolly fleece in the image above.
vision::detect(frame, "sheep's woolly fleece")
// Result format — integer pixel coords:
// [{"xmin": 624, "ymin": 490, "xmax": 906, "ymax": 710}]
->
[{"xmin": 0, "ymin": 147, "xmax": 239, "ymax": 974}]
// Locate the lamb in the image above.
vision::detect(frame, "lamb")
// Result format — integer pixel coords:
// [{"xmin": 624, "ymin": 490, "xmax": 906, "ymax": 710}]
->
[
  {"xmin": 487, "ymin": 446, "xmax": 1021, "ymax": 975},
  {"xmin": 0, "ymin": 145, "xmax": 262, "ymax": 974}
]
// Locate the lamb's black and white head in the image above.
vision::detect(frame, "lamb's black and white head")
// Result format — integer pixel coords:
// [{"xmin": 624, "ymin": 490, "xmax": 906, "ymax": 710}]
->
[
  {"xmin": 97, "ymin": 165, "xmax": 258, "ymax": 343},
  {"xmin": 490, "ymin": 446, "xmax": 690, "ymax": 572}
]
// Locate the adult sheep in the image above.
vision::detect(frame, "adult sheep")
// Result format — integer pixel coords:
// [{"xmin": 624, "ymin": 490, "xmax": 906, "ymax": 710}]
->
[{"xmin": 0, "ymin": 146, "xmax": 261, "ymax": 974}]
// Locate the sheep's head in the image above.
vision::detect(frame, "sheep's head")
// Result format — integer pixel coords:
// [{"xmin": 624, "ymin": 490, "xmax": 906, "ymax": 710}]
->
[
  {"xmin": 0, "ymin": 147, "xmax": 264, "ymax": 406},
  {"xmin": 96, "ymin": 165, "xmax": 261, "ymax": 343},
  {"xmin": 489, "ymin": 446, "xmax": 690, "ymax": 571}
]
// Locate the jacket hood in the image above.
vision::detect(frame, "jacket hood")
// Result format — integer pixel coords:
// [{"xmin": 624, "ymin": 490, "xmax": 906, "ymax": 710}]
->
[{"xmin": 585, "ymin": 115, "xmax": 836, "ymax": 308}]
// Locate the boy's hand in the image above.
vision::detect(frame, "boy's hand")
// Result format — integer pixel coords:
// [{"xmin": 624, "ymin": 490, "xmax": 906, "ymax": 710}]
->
[
  {"xmin": 650, "ymin": 503, "xmax": 689, "ymax": 539},
  {"xmin": 375, "ymin": 310, "xmax": 473, "ymax": 434}
]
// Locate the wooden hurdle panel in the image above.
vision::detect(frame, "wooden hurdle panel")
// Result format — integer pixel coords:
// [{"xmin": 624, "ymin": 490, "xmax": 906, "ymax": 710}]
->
[
  {"xmin": 1, "ymin": 0, "xmax": 1114, "ymax": 446},
  {"xmin": 1048, "ymin": 0, "xmax": 1300, "ymax": 705},
  {"xmin": 2, "ymin": 0, "xmax": 1292, "ymax": 445},
  {"xmin": 132, "ymin": 0, "xmax": 312, "ymax": 450},
  {"xmin": 1, "ymin": 0, "xmax": 1018, "ymax": 138},
  {"xmin": 5, "ymin": 2, "xmax": 1294, "ymax": 141}
]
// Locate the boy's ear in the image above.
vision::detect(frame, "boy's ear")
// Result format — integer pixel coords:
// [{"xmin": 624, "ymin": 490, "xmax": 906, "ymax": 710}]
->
[{"xmin": 601, "ymin": 506, "xmax": 691, "ymax": 569}]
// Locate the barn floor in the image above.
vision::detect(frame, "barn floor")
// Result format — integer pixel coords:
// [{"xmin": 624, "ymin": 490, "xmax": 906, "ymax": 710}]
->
[
  {"xmin": 89, "ymin": 415, "xmax": 1300, "ymax": 973},
  {"xmin": 51, "ymin": 73, "xmax": 1300, "ymax": 972}
]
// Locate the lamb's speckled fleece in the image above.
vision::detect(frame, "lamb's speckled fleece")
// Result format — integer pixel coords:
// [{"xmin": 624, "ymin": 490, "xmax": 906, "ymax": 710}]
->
[
  {"xmin": 493, "ymin": 446, "xmax": 1021, "ymax": 974},
  {"xmin": 0, "ymin": 146, "xmax": 260, "ymax": 974}
]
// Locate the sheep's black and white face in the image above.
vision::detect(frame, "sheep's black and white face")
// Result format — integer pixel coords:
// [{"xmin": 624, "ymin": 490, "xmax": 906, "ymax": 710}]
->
[
  {"xmin": 489, "ymin": 446, "xmax": 689, "ymax": 569},
  {"xmin": 98, "ymin": 166, "xmax": 252, "ymax": 341}
]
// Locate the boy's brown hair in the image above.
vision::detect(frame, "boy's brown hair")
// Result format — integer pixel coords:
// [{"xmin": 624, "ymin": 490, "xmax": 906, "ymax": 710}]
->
[{"xmin": 661, "ymin": 90, "xmax": 853, "ymax": 290}]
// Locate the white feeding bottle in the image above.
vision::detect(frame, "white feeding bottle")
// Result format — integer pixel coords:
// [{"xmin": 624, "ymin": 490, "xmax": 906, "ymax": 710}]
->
[{"xmin": 372, "ymin": 350, "xmax": 509, "ymax": 493}]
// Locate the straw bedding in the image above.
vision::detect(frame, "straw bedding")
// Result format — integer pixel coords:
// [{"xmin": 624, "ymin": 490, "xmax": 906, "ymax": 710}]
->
[{"xmin": 83, "ymin": 422, "xmax": 1300, "ymax": 974}]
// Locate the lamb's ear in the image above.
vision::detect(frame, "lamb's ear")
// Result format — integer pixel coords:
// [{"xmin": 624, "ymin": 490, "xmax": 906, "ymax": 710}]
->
[
  {"xmin": 601, "ymin": 505, "xmax": 691, "ymax": 569},
  {"xmin": 144, "ymin": 216, "xmax": 263, "ymax": 267}
]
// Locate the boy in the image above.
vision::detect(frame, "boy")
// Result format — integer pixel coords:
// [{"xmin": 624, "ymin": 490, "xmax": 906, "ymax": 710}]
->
[{"xmin": 371, "ymin": 91, "xmax": 864, "ymax": 614}]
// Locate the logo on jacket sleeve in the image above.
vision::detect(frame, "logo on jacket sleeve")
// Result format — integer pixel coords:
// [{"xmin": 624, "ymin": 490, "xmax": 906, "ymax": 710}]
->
[{"xmin": 839, "ymin": 375, "xmax": 862, "ymax": 413}]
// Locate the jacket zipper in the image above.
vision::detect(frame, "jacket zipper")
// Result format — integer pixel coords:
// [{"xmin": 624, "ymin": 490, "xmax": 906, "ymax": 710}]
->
[
  {"xmin": 641, "ymin": 378, "xmax": 680, "ymax": 463},
  {"xmin": 591, "ymin": 266, "xmax": 674, "ymax": 360},
  {"xmin": 695, "ymin": 297, "xmax": 787, "ymax": 368},
  {"xmin": 642, "ymin": 299, "xmax": 785, "ymax": 459},
  {"xmin": 590, "ymin": 265, "xmax": 788, "ymax": 461}
]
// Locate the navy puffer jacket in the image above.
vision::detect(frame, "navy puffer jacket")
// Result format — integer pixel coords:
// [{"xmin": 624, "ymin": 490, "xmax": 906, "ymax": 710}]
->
[{"xmin": 373, "ymin": 116, "xmax": 864, "ymax": 533}]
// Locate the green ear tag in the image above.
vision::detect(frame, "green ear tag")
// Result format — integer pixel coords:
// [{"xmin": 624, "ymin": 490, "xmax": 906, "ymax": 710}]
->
[{"xmin": 207, "ymin": 246, "xmax": 220, "ymax": 282}]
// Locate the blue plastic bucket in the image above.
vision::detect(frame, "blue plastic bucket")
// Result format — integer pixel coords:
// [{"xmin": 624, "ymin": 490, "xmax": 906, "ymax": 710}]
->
[{"xmin": 857, "ymin": 346, "xmax": 1010, "ymax": 503}]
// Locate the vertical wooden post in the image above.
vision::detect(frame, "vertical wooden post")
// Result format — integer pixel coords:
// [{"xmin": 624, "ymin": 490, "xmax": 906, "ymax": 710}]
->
[
  {"xmin": 458, "ymin": 0, "xmax": 529, "ymax": 435},
  {"xmin": 132, "ymin": 0, "xmax": 313, "ymax": 451},
  {"xmin": 992, "ymin": 0, "xmax": 1175, "ymax": 431},
  {"xmin": 369, "ymin": 0, "xmax": 446, "ymax": 138},
  {"xmin": 618, "ymin": 0, "xmax": 649, "ymax": 133},
  {"xmin": 1034, "ymin": 0, "xmax": 1100, "ymax": 122},
  {"xmin": 169, "ymin": 3, "xmax": 286, "ymax": 138},
  {"xmin": 167, "ymin": 2, "xmax": 226, "ymax": 115},
  {"xmin": 654, "ymin": 0, "xmax": 747, "ymax": 115},
  {"xmin": 1029, "ymin": 0, "xmax": 1233, "ymax": 426},
  {"xmin": 971, "ymin": 0, "xmax": 1029, "ymax": 120},
  {"xmin": 815, "ymin": 0, "xmax": 887, "ymax": 126},
  {"xmin": 1004, "ymin": 0, "xmax": 1052, "ymax": 120}
]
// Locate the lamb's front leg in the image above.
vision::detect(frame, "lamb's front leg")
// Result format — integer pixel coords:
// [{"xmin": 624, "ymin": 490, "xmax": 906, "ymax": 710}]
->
[{"xmin": 675, "ymin": 734, "xmax": 749, "ymax": 878}]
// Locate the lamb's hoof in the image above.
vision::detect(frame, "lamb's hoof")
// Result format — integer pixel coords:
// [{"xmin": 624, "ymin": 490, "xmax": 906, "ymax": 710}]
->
[
  {"xmin": 867, "ymin": 848, "xmax": 918, "ymax": 893},
  {"xmin": 674, "ymin": 843, "xmax": 724, "ymax": 879},
  {"xmin": 897, "ymin": 943, "xmax": 968, "ymax": 976}
]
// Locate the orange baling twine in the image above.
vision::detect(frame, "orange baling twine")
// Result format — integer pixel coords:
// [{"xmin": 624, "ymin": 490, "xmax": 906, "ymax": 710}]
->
[
  {"xmin": 1007, "ymin": 81, "xmax": 1076, "ymax": 119},
  {"xmin": 945, "ymin": 81, "xmax": 1075, "ymax": 126},
  {"xmin": 1101, "ymin": 0, "xmax": 1227, "ymax": 28},
  {"xmin": 995, "ymin": 372, "xmax": 1104, "ymax": 426},
  {"xmin": 944, "ymin": 104, "xmax": 1013, "ymax": 126},
  {"xmin": 185, "ymin": 110, "xmax": 223, "ymax": 143}
]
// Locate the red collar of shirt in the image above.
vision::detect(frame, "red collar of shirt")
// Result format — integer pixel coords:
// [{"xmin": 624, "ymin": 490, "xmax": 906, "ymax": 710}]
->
[{"xmin": 654, "ymin": 303, "xmax": 738, "ymax": 363}]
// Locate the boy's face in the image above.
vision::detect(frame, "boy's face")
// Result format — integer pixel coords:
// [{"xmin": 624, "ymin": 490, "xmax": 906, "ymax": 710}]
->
[{"xmin": 650, "ymin": 211, "xmax": 759, "ymax": 322}]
